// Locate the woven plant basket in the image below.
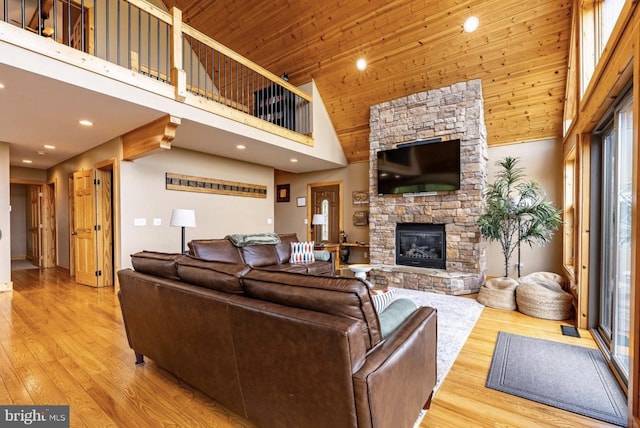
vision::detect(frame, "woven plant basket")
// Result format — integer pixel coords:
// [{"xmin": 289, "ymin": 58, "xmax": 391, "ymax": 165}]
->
[
  {"xmin": 516, "ymin": 280, "xmax": 573, "ymax": 320},
  {"xmin": 477, "ymin": 277, "xmax": 519, "ymax": 311}
]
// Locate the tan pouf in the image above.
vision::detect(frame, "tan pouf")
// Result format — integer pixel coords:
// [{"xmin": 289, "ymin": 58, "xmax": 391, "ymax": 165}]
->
[
  {"xmin": 477, "ymin": 277, "xmax": 519, "ymax": 310},
  {"xmin": 519, "ymin": 271, "xmax": 566, "ymax": 290},
  {"xmin": 516, "ymin": 273, "xmax": 572, "ymax": 320}
]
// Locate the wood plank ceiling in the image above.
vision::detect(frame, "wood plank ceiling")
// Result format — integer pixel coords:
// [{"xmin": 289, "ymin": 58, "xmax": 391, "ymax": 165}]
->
[{"xmin": 163, "ymin": 0, "xmax": 572, "ymax": 163}]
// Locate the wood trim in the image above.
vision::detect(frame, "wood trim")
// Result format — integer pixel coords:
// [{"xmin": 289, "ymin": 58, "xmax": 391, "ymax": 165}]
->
[
  {"xmin": 68, "ymin": 173, "xmax": 75, "ymax": 277},
  {"xmin": 9, "ymin": 178, "xmax": 45, "ymax": 185},
  {"xmin": 126, "ymin": 0, "xmax": 172, "ymax": 24},
  {"xmin": 122, "ymin": 115, "xmax": 181, "ymax": 161},
  {"xmin": 629, "ymin": 31, "xmax": 640, "ymax": 425},
  {"xmin": 577, "ymin": 133, "xmax": 590, "ymax": 330}
]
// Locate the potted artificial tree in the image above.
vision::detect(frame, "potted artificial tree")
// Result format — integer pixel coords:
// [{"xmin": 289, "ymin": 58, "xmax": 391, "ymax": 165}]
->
[
  {"xmin": 476, "ymin": 157, "xmax": 562, "ymax": 310},
  {"xmin": 478, "ymin": 156, "xmax": 562, "ymax": 277}
]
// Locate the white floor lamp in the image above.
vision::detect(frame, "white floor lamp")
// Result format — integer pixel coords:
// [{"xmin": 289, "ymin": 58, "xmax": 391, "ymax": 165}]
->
[{"xmin": 170, "ymin": 209, "xmax": 196, "ymax": 253}]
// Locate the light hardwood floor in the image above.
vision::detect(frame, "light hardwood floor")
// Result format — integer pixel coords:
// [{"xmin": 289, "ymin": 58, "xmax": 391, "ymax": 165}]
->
[{"xmin": 0, "ymin": 268, "xmax": 622, "ymax": 427}]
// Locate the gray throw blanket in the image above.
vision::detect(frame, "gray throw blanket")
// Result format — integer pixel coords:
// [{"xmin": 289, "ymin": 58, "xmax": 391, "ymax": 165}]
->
[{"xmin": 225, "ymin": 232, "xmax": 281, "ymax": 247}]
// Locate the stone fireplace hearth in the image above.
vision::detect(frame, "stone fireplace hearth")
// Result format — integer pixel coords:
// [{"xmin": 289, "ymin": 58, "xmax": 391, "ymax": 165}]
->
[{"xmin": 368, "ymin": 80, "xmax": 487, "ymax": 295}]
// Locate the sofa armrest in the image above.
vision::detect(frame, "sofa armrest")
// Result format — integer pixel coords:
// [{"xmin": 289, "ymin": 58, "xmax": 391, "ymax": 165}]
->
[{"xmin": 353, "ymin": 306, "xmax": 437, "ymax": 428}]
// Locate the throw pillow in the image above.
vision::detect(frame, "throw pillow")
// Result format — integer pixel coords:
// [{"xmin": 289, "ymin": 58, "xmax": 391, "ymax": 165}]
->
[
  {"xmin": 312, "ymin": 250, "xmax": 331, "ymax": 261},
  {"xmin": 290, "ymin": 241, "xmax": 315, "ymax": 264},
  {"xmin": 371, "ymin": 288, "xmax": 396, "ymax": 312}
]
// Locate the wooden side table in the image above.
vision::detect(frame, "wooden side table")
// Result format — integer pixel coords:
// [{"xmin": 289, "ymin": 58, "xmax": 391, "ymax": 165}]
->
[{"xmin": 339, "ymin": 242, "xmax": 370, "ymax": 265}]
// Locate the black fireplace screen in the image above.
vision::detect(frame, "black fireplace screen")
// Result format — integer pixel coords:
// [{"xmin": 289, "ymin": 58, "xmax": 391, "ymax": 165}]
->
[{"xmin": 396, "ymin": 224, "xmax": 446, "ymax": 269}]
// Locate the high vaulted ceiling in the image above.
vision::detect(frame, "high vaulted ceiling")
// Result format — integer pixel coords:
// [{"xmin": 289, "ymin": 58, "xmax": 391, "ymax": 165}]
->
[{"xmin": 163, "ymin": 0, "xmax": 572, "ymax": 163}]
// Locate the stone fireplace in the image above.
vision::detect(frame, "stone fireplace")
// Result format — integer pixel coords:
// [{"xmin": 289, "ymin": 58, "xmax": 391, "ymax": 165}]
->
[{"xmin": 368, "ymin": 80, "xmax": 487, "ymax": 294}]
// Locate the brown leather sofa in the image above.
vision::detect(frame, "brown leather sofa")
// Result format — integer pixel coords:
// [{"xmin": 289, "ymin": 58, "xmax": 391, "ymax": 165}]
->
[
  {"xmin": 188, "ymin": 233, "xmax": 335, "ymax": 275},
  {"xmin": 118, "ymin": 251, "xmax": 437, "ymax": 428}
]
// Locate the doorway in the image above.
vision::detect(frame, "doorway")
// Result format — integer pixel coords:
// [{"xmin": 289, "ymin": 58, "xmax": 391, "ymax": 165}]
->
[
  {"xmin": 9, "ymin": 181, "xmax": 56, "ymax": 270},
  {"xmin": 590, "ymin": 88, "xmax": 632, "ymax": 386},
  {"xmin": 308, "ymin": 182, "xmax": 342, "ymax": 244}
]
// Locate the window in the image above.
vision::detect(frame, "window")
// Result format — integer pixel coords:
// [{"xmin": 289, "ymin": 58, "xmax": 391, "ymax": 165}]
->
[{"xmin": 580, "ymin": 0, "xmax": 625, "ymax": 96}]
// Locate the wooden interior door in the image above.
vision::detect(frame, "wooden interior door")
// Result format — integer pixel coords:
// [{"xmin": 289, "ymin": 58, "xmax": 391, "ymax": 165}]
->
[
  {"xmin": 27, "ymin": 185, "xmax": 41, "ymax": 266},
  {"xmin": 73, "ymin": 170, "xmax": 97, "ymax": 286},
  {"xmin": 42, "ymin": 182, "xmax": 57, "ymax": 268},
  {"xmin": 96, "ymin": 168, "xmax": 113, "ymax": 287},
  {"xmin": 310, "ymin": 183, "xmax": 341, "ymax": 244}
]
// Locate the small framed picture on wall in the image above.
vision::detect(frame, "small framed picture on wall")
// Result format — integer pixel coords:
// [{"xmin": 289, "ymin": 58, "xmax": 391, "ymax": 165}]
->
[{"xmin": 277, "ymin": 184, "xmax": 290, "ymax": 202}]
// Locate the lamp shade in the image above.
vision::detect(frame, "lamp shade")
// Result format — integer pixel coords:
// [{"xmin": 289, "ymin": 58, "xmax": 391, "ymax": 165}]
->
[
  {"xmin": 170, "ymin": 209, "xmax": 196, "ymax": 228},
  {"xmin": 312, "ymin": 214, "xmax": 326, "ymax": 225}
]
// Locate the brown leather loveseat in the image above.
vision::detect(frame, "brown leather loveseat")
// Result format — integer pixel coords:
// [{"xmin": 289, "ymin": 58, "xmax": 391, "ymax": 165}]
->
[
  {"xmin": 188, "ymin": 233, "xmax": 335, "ymax": 275},
  {"xmin": 117, "ymin": 251, "xmax": 437, "ymax": 428}
]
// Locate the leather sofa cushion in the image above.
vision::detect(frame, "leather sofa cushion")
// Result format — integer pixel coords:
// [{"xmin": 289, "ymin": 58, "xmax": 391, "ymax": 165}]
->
[
  {"xmin": 274, "ymin": 233, "xmax": 298, "ymax": 264},
  {"xmin": 176, "ymin": 256, "xmax": 250, "ymax": 294},
  {"xmin": 240, "ymin": 245, "xmax": 278, "ymax": 267},
  {"xmin": 131, "ymin": 251, "xmax": 182, "ymax": 280},
  {"xmin": 188, "ymin": 239, "xmax": 244, "ymax": 264},
  {"xmin": 242, "ymin": 269, "xmax": 382, "ymax": 349}
]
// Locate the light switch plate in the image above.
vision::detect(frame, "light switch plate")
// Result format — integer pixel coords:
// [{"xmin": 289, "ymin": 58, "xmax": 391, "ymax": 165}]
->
[
  {"xmin": 134, "ymin": 218, "xmax": 146, "ymax": 226},
  {"xmin": 153, "ymin": 218, "xmax": 162, "ymax": 226}
]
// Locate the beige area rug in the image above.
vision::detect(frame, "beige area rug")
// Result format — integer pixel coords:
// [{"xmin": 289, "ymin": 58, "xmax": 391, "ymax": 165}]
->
[{"xmin": 385, "ymin": 287, "xmax": 484, "ymax": 428}]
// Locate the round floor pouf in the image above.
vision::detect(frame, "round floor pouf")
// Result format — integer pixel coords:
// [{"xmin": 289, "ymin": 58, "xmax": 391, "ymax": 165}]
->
[
  {"xmin": 516, "ymin": 278, "xmax": 573, "ymax": 320},
  {"xmin": 477, "ymin": 277, "xmax": 519, "ymax": 310}
]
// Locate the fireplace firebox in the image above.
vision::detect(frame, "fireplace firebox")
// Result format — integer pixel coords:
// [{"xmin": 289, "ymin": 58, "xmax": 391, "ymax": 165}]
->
[{"xmin": 396, "ymin": 223, "xmax": 446, "ymax": 269}]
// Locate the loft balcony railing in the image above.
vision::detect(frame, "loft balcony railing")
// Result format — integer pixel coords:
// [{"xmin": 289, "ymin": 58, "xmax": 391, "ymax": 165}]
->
[{"xmin": 1, "ymin": 0, "xmax": 312, "ymax": 142}]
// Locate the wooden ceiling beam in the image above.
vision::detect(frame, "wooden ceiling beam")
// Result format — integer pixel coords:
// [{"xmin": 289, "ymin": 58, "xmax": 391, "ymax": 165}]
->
[{"xmin": 122, "ymin": 115, "xmax": 181, "ymax": 161}]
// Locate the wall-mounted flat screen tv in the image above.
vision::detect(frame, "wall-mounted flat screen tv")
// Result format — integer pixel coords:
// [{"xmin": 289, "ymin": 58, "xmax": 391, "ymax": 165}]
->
[{"xmin": 377, "ymin": 138, "xmax": 461, "ymax": 194}]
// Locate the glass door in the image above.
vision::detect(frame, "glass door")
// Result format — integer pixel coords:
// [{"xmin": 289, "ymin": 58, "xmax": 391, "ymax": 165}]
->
[{"xmin": 597, "ymin": 93, "xmax": 632, "ymax": 382}]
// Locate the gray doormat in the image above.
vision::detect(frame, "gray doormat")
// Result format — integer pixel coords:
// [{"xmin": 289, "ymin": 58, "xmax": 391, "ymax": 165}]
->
[{"xmin": 486, "ymin": 332, "xmax": 627, "ymax": 426}]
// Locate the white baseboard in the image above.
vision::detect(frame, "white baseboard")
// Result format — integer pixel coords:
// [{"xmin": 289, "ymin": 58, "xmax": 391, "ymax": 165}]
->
[{"xmin": 0, "ymin": 281, "xmax": 13, "ymax": 292}]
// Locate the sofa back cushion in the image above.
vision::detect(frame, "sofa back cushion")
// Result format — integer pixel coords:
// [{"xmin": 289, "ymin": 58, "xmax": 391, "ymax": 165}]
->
[
  {"xmin": 240, "ymin": 245, "xmax": 279, "ymax": 267},
  {"xmin": 131, "ymin": 251, "xmax": 182, "ymax": 280},
  {"xmin": 275, "ymin": 233, "xmax": 298, "ymax": 264},
  {"xmin": 188, "ymin": 239, "xmax": 244, "ymax": 264},
  {"xmin": 176, "ymin": 256, "xmax": 249, "ymax": 294},
  {"xmin": 242, "ymin": 270, "xmax": 382, "ymax": 349}
]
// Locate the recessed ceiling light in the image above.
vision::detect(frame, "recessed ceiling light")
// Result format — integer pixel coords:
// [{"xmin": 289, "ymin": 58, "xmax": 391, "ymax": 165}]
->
[
  {"xmin": 356, "ymin": 58, "xmax": 367, "ymax": 71},
  {"xmin": 464, "ymin": 16, "xmax": 479, "ymax": 33},
  {"xmin": 37, "ymin": 151, "xmax": 46, "ymax": 155},
  {"xmin": 44, "ymin": 144, "xmax": 56, "ymax": 149},
  {"xmin": 290, "ymin": 158, "xmax": 298, "ymax": 163},
  {"xmin": 236, "ymin": 144, "xmax": 246, "ymax": 150},
  {"xmin": 22, "ymin": 159, "xmax": 33, "ymax": 164},
  {"xmin": 0, "ymin": 83, "xmax": 5, "ymax": 89},
  {"xmin": 79, "ymin": 119, "xmax": 93, "ymax": 126}
]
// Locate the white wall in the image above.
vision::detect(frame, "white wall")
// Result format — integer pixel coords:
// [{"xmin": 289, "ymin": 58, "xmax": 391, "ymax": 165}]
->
[
  {"xmin": 486, "ymin": 138, "xmax": 564, "ymax": 277},
  {"xmin": 119, "ymin": 147, "xmax": 274, "ymax": 267},
  {"xmin": 0, "ymin": 142, "xmax": 11, "ymax": 289},
  {"xmin": 47, "ymin": 139, "xmax": 274, "ymax": 271}
]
